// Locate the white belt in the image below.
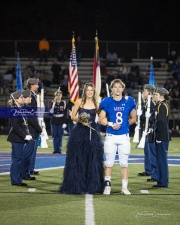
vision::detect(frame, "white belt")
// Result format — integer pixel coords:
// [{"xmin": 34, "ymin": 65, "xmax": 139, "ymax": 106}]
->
[{"xmin": 53, "ymin": 114, "xmax": 63, "ymax": 118}]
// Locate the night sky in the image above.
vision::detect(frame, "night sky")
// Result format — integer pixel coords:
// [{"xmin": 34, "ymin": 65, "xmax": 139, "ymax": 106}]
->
[{"xmin": 0, "ymin": 0, "xmax": 180, "ymax": 41}]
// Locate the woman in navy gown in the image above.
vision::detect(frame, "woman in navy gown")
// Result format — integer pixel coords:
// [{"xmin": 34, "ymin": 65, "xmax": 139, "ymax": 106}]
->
[{"xmin": 59, "ymin": 82, "xmax": 104, "ymax": 194}]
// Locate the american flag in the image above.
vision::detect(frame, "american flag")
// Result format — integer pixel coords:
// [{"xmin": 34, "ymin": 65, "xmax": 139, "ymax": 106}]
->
[
  {"xmin": 149, "ymin": 56, "xmax": 155, "ymax": 86},
  {"xmin": 68, "ymin": 36, "xmax": 79, "ymax": 103},
  {"xmin": 93, "ymin": 35, "xmax": 101, "ymax": 97},
  {"xmin": 16, "ymin": 52, "xmax": 23, "ymax": 91}
]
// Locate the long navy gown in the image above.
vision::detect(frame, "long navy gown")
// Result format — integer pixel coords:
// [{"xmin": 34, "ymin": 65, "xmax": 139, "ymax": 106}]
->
[{"xmin": 59, "ymin": 107, "xmax": 104, "ymax": 194}]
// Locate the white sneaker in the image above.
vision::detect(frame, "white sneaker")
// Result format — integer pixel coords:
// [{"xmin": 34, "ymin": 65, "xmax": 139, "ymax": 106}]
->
[
  {"xmin": 103, "ymin": 186, "xmax": 111, "ymax": 195},
  {"xmin": 122, "ymin": 188, "xmax": 131, "ymax": 195},
  {"xmin": 103, "ymin": 180, "xmax": 111, "ymax": 195}
]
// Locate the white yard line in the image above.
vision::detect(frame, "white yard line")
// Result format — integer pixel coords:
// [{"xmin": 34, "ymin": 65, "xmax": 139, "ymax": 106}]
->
[{"xmin": 85, "ymin": 194, "xmax": 95, "ymax": 225}]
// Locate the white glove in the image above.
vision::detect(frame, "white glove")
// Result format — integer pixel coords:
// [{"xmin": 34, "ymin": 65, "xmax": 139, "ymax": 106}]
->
[
  {"xmin": 108, "ymin": 122, "xmax": 116, "ymax": 127},
  {"xmin": 136, "ymin": 109, "xmax": 142, "ymax": 116},
  {"xmin": 62, "ymin": 124, "xmax": 67, "ymax": 128},
  {"xmin": 41, "ymin": 121, "xmax": 46, "ymax": 128},
  {"xmin": 25, "ymin": 135, "xmax": 33, "ymax": 141},
  {"xmin": 50, "ymin": 108, "xmax": 54, "ymax": 114},
  {"xmin": 156, "ymin": 140, "xmax": 161, "ymax": 144},
  {"xmin": 145, "ymin": 111, "xmax": 151, "ymax": 118}
]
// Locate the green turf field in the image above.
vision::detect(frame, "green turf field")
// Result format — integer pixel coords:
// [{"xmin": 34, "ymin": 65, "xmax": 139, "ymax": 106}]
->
[{"xmin": 0, "ymin": 136, "xmax": 180, "ymax": 225}]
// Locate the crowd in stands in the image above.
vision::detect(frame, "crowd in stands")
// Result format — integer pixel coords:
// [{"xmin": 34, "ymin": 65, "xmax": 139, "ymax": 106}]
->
[
  {"xmin": 99, "ymin": 49, "xmax": 180, "ymax": 104},
  {"xmin": 1, "ymin": 44, "xmax": 180, "ymax": 107}
]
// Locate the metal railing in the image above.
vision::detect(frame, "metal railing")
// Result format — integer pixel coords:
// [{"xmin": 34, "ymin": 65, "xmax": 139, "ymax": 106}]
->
[{"xmin": 1, "ymin": 40, "xmax": 180, "ymax": 59}]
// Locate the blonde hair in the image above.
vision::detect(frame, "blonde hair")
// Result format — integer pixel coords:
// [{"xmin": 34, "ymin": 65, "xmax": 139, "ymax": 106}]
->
[
  {"xmin": 110, "ymin": 79, "xmax": 125, "ymax": 89},
  {"xmin": 8, "ymin": 99, "xmax": 15, "ymax": 106}
]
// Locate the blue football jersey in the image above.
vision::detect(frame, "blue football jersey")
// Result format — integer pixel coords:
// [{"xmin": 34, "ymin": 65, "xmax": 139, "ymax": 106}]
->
[{"xmin": 100, "ymin": 96, "xmax": 136, "ymax": 135}]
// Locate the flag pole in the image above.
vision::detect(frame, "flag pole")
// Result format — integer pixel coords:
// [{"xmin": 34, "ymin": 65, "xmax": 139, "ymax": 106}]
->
[{"xmin": 93, "ymin": 30, "xmax": 101, "ymax": 102}]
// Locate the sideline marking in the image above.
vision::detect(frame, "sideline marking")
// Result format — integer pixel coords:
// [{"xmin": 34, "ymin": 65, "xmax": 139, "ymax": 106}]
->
[
  {"xmin": 85, "ymin": 194, "xmax": 95, "ymax": 225},
  {"xmin": 28, "ymin": 188, "xmax": 36, "ymax": 192},
  {"xmin": 140, "ymin": 190, "xmax": 149, "ymax": 194}
]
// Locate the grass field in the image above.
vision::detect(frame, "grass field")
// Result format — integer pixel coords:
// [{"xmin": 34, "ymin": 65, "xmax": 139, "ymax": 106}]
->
[{"xmin": 0, "ymin": 135, "xmax": 180, "ymax": 225}]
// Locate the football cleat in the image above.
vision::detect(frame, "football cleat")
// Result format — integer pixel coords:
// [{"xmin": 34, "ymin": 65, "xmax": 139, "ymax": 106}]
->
[
  {"xmin": 121, "ymin": 188, "xmax": 131, "ymax": 195},
  {"xmin": 103, "ymin": 180, "xmax": 111, "ymax": 195}
]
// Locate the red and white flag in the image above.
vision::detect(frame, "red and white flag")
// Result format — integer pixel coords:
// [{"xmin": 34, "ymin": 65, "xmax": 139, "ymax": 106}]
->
[
  {"xmin": 93, "ymin": 35, "xmax": 101, "ymax": 97},
  {"xmin": 68, "ymin": 36, "xmax": 79, "ymax": 103}
]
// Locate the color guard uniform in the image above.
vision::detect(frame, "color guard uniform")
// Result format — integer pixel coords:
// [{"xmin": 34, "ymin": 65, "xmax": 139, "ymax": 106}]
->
[
  {"xmin": 153, "ymin": 88, "xmax": 170, "ymax": 188},
  {"xmin": 50, "ymin": 98, "xmax": 67, "ymax": 154},
  {"xmin": 138, "ymin": 84, "xmax": 155, "ymax": 176},
  {"xmin": 7, "ymin": 91, "xmax": 31, "ymax": 186},
  {"xmin": 21, "ymin": 90, "xmax": 42, "ymax": 180},
  {"xmin": 27, "ymin": 78, "xmax": 40, "ymax": 175}
]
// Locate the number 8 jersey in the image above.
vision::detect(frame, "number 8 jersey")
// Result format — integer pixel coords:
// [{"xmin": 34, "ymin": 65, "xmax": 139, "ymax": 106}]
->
[{"xmin": 100, "ymin": 96, "xmax": 136, "ymax": 135}]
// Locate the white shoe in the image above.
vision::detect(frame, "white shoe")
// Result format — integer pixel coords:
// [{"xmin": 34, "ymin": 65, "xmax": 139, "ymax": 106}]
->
[
  {"xmin": 103, "ymin": 180, "xmax": 111, "ymax": 195},
  {"xmin": 122, "ymin": 188, "xmax": 131, "ymax": 195},
  {"xmin": 103, "ymin": 186, "xmax": 111, "ymax": 195}
]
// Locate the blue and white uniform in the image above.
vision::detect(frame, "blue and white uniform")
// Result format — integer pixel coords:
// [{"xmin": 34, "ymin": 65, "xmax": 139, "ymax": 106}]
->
[{"xmin": 100, "ymin": 96, "xmax": 136, "ymax": 167}]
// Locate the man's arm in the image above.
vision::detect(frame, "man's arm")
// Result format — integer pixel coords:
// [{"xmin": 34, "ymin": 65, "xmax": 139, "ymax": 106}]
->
[
  {"xmin": 128, "ymin": 109, "xmax": 137, "ymax": 125},
  {"xmin": 98, "ymin": 110, "xmax": 108, "ymax": 126}
]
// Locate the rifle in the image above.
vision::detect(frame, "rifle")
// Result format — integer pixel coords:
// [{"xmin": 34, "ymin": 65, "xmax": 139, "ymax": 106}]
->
[
  {"xmin": 137, "ymin": 94, "xmax": 151, "ymax": 148},
  {"xmin": 133, "ymin": 91, "xmax": 141, "ymax": 143},
  {"xmin": 37, "ymin": 86, "xmax": 48, "ymax": 148},
  {"xmin": 106, "ymin": 83, "xmax": 110, "ymax": 97}
]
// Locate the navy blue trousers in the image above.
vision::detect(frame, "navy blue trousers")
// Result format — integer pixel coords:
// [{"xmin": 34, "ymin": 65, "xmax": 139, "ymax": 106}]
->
[
  {"xmin": 156, "ymin": 141, "xmax": 169, "ymax": 187},
  {"xmin": 144, "ymin": 139, "xmax": 151, "ymax": 175},
  {"xmin": 149, "ymin": 142, "xmax": 158, "ymax": 180},
  {"xmin": 21, "ymin": 139, "xmax": 37, "ymax": 178},
  {"xmin": 29, "ymin": 138, "xmax": 38, "ymax": 172},
  {"xmin": 68, "ymin": 124, "xmax": 74, "ymax": 135},
  {"xmin": 51, "ymin": 124, "xmax": 64, "ymax": 153},
  {"xmin": 10, "ymin": 142, "xmax": 24, "ymax": 184}
]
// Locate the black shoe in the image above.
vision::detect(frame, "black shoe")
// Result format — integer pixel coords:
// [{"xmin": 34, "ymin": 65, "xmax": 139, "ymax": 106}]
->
[
  {"xmin": 152, "ymin": 185, "xmax": 168, "ymax": 188},
  {"xmin": 30, "ymin": 171, "xmax": 39, "ymax": 175},
  {"xmin": 23, "ymin": 176, "xmax": 36, "ymax": 180},
  {"xmin": 147, "ymin": 178, "xmax": 157, "ymax": 182},
  {"xmin": 12, "ymin": 182, "xmax": 27, "ymax": 186},
  {"xmin": 138, "ymin": 172, "xmax": 151, "ymax": 176}
]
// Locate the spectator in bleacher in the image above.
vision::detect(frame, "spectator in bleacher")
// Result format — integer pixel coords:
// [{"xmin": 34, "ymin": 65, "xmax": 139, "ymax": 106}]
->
[
  {"xmin": 171, "ymin": 89, "xmax": 180, "ymax": 109},
  {"xmin": 172, "ymin": 79, "xmax": 180, "ymax": 91},
  {"xmin": 39, "ymin": 72, "xmax": 52, "ymax": 88},
  {"xmin": 106, "ymin": 50, "xmax": 118, "ymax": 67},
  {"xmin": 23, "ymin": 67, "xmax": 34, "ymax": 81},
  {"xmin": 51, "ymin": 59, "xmax": 62, "ymax": 84},
  {"xmin": 78, "ymin": 80, "xmax": 83, "ymax": 97},
  {"xmin": 60, "ymin": 74, "xmax": 68, "ymax": 96},
  {"xmin": 100, "ymin": 57, "xmax": 107, "ymax": 75},
  {"xmin": 170, "ymin": 60, "xmax": 180, "ymax": 79},
  {"xmin": 106, "ymin": 70, "xmax": 116, "ymax": 86},
  {"xmin": 61, "ymin": 65, "xmax": 69, "ymax": 81},
  {"xmin": 126, "ymin": 71, "xmax": 140, "ymax": 96},
  {"xmin": 130, "ymin": 62, "xmax": 140, "ymax": 76},
  {"xmin": 167, "ymin": 50, "xmax": 177, "ymax": 65},
  {"xmin": 0, "ymin": 76, "xmax": 10, "ymax": 95},
  {"xmin": 26, "ymin": 61, "xmax": 35, "ymax": 74},
  {"xmin": 39, "ymin": 37, "xmax": 50, "ymax": 63},
  {"xmin": 164, "ymin": 79, "xmax": 172, "ymax": 91},
  {"xmin": 76, "ymin": 36, "xmax": 84, "ymax": 63},
  {"xmin": 140, "ymin": 71, "xmax": 149, "ymax": 86},
  {"xmin": 6, "ymin": 66, "xmax": 15, "ymax": 77},
  {"xmin": 121, "ymin": 63, "xmax": 130, "ymax": 80},
  {"xmin": 116, "ymin": 70, "xmax": 126, "ymax": 83},
  {"xmin": 55, "ymin": 46, "xmax": 66, "ymax": 62},
  {"xmin": 34, "ymin": 65, "xmax": 43, "ymax": 77}
]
